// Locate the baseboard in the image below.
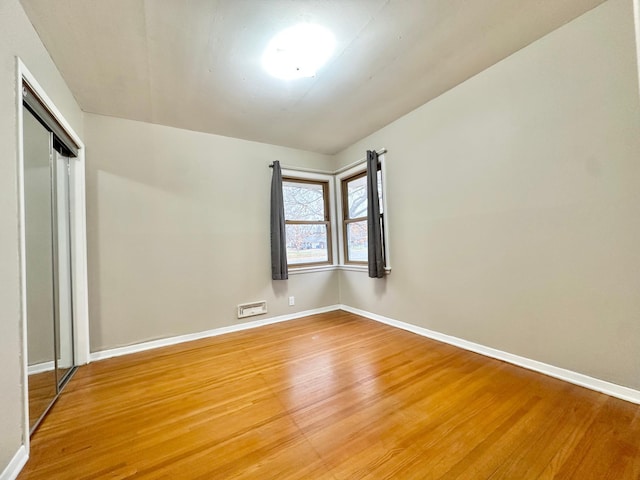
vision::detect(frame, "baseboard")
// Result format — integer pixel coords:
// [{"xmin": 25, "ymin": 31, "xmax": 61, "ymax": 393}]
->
[
  {"xmin": 87, "ymin": 302, "xmax": 640, "ymax": 404},
  {"xmin": 27, "ymin": 361, "xmax": 54, "ymax": 375},
  {"xmin": 0, "ymin": 446, "xmax": 28, "ymax": 480},
  {"xmin": 340, "ymin": 305, "xmax": 640, "ymax": 405},
  {"xmin": 90, "ymin": 305, "xmax": 341, "ymax": 362}
]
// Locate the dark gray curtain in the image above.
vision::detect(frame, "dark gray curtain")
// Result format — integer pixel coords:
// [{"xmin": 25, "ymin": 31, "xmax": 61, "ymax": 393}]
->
[
  {"xmin": 270, "ymin": 161, "xmax": 288, "ymax": 280},
  {"xmin": 366, "ymin": 150, "xmax": 385, "ymax": 278}
]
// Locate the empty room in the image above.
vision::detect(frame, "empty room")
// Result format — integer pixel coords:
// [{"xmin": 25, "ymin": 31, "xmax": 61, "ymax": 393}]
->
[{"xmin": 2, "ymin": 0, "xmax": 640, "ymax": 478}]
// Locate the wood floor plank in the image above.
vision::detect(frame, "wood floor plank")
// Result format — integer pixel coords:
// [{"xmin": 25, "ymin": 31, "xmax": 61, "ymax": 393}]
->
[{"xmin": 19, "ymin": 311, "xmax": 640, "ymax": 479}]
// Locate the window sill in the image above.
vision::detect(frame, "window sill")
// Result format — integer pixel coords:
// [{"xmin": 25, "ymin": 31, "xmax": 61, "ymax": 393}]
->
[
  {"xmin": 287, "ymin": 265, "xmax": 338, "ymax": 275},
  {"xmin": 286, "ymin": 265, "xmax": 392, "ymax": 275},
  {"xmin": 337, "ymin": 265, "xmax": 392, "ymax": 274}
]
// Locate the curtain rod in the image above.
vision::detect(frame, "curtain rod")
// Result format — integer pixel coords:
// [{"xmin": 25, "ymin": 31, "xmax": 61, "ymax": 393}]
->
[
  {"xmin": 267, "ymin": 164, "xmax": 334, "ymax": 175},
  {"xmin": 269, "ymin": 148, "xmax": 387, "ymax": 174}
]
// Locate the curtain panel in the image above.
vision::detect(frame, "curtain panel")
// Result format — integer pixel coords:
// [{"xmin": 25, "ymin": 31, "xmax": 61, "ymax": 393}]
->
[
  {"xmin": 366, "ymin": 150, "xmax": 384, "ymax": 278},
  {"xmin": 270, "ymin": 161, "xmax": 288, "ymax": 280}
]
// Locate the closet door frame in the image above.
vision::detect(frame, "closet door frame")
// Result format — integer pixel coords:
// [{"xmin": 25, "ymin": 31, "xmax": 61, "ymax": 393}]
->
[{"xmin": 16, "ymin": 59, "xmax": 89, "ymax": 454}]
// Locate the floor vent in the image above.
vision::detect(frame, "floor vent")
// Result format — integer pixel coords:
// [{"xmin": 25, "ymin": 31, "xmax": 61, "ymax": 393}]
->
[{"xmin": 237, "ymin": 301, "xmax": 267, "ymax": 319}]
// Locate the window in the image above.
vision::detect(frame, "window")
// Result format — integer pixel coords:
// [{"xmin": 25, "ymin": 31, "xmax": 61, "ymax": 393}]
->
[
  {"xmin": 341, "ymin": 165, "xmax": 384, "ymax": 264},
  {"xmin": 283, "ymin": 178, "xmax": 332, "ymax": 267},
  {"xmin": 276, "ymin": 152, "xmax": 389, "ymax": 274}
]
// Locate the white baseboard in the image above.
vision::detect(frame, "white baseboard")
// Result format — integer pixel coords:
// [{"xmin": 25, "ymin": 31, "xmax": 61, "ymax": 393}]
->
[
  {"xmin": 90, "ymin": 305, "xmax": 341, "ymax": 362},
  {"xmin": 27, "ymin": 361, "xmax": 54, "ymax": 375},
  {"xmin": 340, "ymin": 305, "xmax": 640, "ymax": 405},
  {"xmin": 86, "ymin": 302, "xmax": 639, "ymax": 404},
  {"xmin": 0, "ymin": 446, "xmax": 28, "ymax": 480}
]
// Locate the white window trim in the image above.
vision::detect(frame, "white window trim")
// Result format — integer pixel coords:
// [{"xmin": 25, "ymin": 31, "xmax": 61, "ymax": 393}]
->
[
  {"xmin": 281, "ymin": 168, "xmax": 338, "ymax": 270},
  {"xmin": 279, "ymin": 151, "xmax": 391, "ymax": 275},
  {"xmin": 287, "ymin": 264, "xmax": 338, "ymax": 275},
  {"xmin": 334, "ymin": 153, "xmax": 392, "ymax": 274}
]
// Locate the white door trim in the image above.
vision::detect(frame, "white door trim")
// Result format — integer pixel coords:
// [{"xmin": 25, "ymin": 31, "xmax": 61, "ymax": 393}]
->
[{"xmin": 16, "ymin": 58, "xmax": 90, "ymax": 458}]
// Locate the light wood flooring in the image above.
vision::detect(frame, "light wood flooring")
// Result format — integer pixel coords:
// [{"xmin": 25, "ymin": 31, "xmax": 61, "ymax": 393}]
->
[{"xmin": 20, "ymin": 311, "xmax": 640, "ymax": 479}]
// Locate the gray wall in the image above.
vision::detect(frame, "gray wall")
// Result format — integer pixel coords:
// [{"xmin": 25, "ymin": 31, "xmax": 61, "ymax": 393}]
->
[
  {"xmin": 0, "ymin": 0, "xmax": 83, "ymax": 471},
  {"xmin": 336, "ymin": 0, "xmax": 640, "ymax": 390},
  {"xmin": 84, "ymin": 113, "xmax": 339, "ymax": 352}
]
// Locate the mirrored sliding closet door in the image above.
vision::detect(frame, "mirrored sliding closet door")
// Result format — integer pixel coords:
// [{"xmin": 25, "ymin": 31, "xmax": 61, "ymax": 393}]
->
[{"xmin": 23, "ymin": 83, "xmax": 78, "ymax": 433}]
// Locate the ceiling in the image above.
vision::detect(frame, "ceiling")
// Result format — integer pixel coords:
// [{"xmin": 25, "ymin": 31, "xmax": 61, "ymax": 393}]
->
[{"xmin": 21, "ymin": 0, "xmax": 605, "ymax": 154}]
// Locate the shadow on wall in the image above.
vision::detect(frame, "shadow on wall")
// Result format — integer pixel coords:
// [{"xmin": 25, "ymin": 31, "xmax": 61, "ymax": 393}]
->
[
  {"xmin": 272, "ymin": 278, "xmax": 289, "ymax": 300},
  {"xmin": 374, "ymin": 275, "xmax": 387, "ymax": 298}
]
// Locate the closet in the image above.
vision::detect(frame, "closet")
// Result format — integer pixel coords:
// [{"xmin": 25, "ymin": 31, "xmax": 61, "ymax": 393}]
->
[{"xmin": 22, "ymin": 83, "xmax": 78, "ymax": 433}]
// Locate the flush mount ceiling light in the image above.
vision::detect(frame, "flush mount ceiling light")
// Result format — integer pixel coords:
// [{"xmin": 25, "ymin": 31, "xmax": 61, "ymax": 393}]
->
[{"xmin": 262, "ymin": 24, "xmax": 335, "ymax": 80}]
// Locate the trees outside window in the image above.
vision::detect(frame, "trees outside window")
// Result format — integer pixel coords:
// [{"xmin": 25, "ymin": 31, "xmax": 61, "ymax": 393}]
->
[
  {"xmin": 341, "ymin": 168, "xmax": 383, "ymax": 263},
  {"xmin": 282, "ymin": 178, "xmax": 332, "ymax": 266}
]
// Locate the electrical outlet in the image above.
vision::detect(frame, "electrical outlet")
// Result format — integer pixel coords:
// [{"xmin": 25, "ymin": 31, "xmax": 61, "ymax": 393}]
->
[{"xmin": 288, "ymin": 296, "xmax": 295, "ymax": 306}]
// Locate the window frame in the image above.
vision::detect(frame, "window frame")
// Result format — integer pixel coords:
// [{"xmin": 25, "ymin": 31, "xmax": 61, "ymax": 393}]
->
[
  {"xmin": 281, "ymin": 171, "xmax": 336, "ymax": 270},
  {"xmin": 341, "ymin": 170, "xmax": 371, "ymax": 265}
]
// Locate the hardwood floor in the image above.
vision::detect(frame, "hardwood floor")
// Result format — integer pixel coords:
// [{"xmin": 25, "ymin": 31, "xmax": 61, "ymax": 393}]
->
[{"xmin": 19, "ymin": 311, "xmax": 640, "ymax": 479}]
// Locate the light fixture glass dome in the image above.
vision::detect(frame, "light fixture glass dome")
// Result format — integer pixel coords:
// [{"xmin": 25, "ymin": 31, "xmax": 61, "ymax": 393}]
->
[{"xmin": 262, "ymin": 24, "xmax": 335, "ymax": 80}]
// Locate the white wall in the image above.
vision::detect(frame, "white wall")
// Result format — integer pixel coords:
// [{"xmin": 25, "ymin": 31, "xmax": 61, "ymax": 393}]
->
[
  {"xmin": 0, "ymin": 0, "xmax": 83, "ymax": 472},
  {"xmin": 336, "ymin": 0, "xmax": 640, "ymax": 390},
  {"xmin": 84, "ymin": 113, "xmax": 339, "ymax": 352}
]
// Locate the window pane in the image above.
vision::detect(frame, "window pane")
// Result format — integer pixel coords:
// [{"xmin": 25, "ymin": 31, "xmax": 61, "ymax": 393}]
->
[
  {"xmin": 346, "ymin": 175, "xmax": 367, "ymax": 219},
  {"xmin": 283, "ymin": 181, "xmax": 325, "ymax": 221},
  {"xmin": 286, "ymin": 224, "xmax": 329, "ymax": 264},
  {"xmin": 346, "ymin": 171, "xmax": 383, "ymax": 219},
  {"xmin": 346, "ymin": 221, "xmax": 367, "ymax": 262}
]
